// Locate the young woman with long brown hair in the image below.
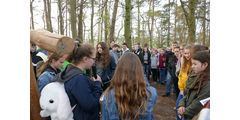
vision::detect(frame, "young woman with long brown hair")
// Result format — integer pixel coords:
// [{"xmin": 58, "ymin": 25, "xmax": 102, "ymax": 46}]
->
[
  {"xmin": 101, "ymin": 52, "xmax": 158, "ymax": 120},
  {"xmin": 95, "ymin": 42, "xmax": 116, "ymax": 91},
  {"xmin": 37, "ymin": 53, "xmax": 65, "ymax": 93}
]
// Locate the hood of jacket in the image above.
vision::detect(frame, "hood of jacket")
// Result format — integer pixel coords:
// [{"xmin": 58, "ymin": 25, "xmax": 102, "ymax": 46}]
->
[{"xmin": 52, "ymin": 64, "xmax": 83, "ymax": 82}]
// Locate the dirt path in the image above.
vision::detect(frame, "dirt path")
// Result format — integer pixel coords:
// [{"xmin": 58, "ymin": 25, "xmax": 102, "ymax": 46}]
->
[{"xmin": 150, "ymin": 82, "xmax": 177, "ymax": 120}]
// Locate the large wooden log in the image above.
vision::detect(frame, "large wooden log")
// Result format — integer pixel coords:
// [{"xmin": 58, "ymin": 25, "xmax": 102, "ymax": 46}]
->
[
  {"xmin": 30, "ymin": 58, "xmax": 44, "ymax": 120},
  {"xmin": 30, "ymin": 29, "xmax": 75, "ymax": 55}
]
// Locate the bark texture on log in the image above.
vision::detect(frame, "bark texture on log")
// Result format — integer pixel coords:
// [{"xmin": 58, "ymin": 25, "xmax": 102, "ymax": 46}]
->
[{"xmin": 30, "ymin": 29, "xmax": 75, "ymax": 56}]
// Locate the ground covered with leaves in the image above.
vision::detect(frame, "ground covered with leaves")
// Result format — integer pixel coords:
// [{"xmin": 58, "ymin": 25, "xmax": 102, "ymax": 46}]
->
[{"xmin": 151, "ymin": 82, "xmax": 177, "ymax": 120}]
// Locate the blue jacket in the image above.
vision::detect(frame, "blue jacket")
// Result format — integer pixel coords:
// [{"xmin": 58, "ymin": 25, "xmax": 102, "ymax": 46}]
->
[
  {"xmin": 37, "ymin": 65, "xmax": 61, "ymax": 93},
  {"xmin": 52, "ymin": 64, "xmax": 103, "ymax": 120},
  {"xmin": 101, "ymin": 85, "xmax": 158, "ymax": 120}
]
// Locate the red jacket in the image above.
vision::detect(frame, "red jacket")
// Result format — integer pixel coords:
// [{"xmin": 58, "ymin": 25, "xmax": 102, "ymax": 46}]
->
[{"xmin": 158, "ymin": 54, "xmax": 166, "ymax": 68}]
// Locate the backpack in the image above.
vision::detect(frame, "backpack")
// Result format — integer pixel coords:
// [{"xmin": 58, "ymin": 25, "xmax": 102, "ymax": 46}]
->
[{"xmin": 39, "ymin": 82, "xmax": 75, "ymax": 120}]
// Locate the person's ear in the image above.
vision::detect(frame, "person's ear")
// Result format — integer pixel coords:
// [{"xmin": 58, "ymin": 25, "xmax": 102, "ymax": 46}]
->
[{"xmin": 202, "ymin": 62, "xmax": 208, "ymax": 69}]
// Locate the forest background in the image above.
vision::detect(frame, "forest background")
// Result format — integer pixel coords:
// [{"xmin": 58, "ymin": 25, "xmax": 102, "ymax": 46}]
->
[
  {"xmin": 0, "ymin": 0, "xmax": 240, "ymax": 120},
  {"xmin": 30, "ymin": 0, "xmax": 210, "ymax": 49}
]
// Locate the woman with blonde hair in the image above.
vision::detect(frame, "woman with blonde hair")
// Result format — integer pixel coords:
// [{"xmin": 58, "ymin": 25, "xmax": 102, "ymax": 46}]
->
[{"xmin": 101, "ymin": 52, "xmax": 158, "ymax": 120}]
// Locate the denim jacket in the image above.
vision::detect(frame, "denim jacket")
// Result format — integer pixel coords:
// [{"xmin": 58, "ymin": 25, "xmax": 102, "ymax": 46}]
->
[
  {"xmin": 101, "ymin": 85, "xmax": 158, "ymax": 120},
  {"xmin": 37, "ymin": 65, "xmax": 61, "ymax": 93},
  {"xmin": 38, "ymin": 71, "xmax": 56, "ymax": 93}
]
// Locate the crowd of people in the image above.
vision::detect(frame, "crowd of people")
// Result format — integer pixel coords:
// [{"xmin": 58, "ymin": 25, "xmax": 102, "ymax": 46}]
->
[{"xmin": 31, "ymin": 40, "xmax": 210, "ymax": 120}]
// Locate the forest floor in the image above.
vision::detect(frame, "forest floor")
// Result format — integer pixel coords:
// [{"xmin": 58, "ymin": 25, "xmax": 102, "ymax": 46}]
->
[{"xmin": 150, "ymin": 80, "xmax": 177, "ymax": 120}]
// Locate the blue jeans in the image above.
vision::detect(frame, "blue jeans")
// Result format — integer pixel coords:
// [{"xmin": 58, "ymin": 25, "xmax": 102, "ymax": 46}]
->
[
  {"xmin": 143, "ymin": 64, "xmax": 150, "ymax": 78},
  {"xmin": 166, "ymin": 71, "xmax": 172, "ymax": 93},
  {"xmin": 176, "ymin": 93, "xmax": 184, "ymax": 120},
  {"xmin": 159, "ymin": 68, "xmax": 166, "ymax": 84}
]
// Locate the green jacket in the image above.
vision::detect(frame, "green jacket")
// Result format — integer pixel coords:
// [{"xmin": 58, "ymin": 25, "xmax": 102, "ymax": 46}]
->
[{"xmin": 178, "ymin": 71, "xmax": 210, "ymax": 120}]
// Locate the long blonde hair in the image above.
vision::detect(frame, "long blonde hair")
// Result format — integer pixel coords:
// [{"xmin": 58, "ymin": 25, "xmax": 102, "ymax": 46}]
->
[
  {"xmin": 181, "ymin": 45, "xmax": 192, "ymax": 74},
  {"xmin": 104, "ymin": 52, "xmax": 150, "ymax": 120}
]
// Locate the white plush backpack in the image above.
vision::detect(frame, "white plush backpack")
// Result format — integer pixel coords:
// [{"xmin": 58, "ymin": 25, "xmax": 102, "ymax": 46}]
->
[{"xmin": 39, "ymin": 82, "xmax": 74, "ymax": 120}]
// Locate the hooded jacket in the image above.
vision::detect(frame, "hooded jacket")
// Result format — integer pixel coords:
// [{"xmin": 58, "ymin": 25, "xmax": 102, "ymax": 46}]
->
[{"xmin": 52, "ymin": 64, "xmax": 103, "ymax": 120}]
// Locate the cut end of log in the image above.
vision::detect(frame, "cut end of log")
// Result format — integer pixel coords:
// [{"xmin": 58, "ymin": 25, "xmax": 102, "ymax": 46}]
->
[{"xmin": 56, "ymin": 37, "xmax": 75, "ymax": 56}]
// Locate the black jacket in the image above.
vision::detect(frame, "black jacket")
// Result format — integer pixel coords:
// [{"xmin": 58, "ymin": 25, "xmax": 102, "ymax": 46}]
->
[
  {"xmin": 134, "ymin": 49, "xmax": 144, "ymax": 65},
  {"xmin": 31, "ymin": 51, "xmax": 43, "ymax": 78}
]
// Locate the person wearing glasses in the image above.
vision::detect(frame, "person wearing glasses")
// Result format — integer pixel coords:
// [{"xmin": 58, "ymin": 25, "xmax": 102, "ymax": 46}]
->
[
  {"xmin": 52, "ymin": 43, "xmax": 103, "ymax": 120},
  {"xmin": 95, "ymin": 42, "xmax": 116, "ymax": 91}
]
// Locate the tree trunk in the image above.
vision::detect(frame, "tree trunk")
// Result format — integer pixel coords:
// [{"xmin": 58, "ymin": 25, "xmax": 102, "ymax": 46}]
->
[
  {"xmin": 141, "ymin": 15, "xmax": 146, "ymax": 46},
  {"xmin": 100, "ymin": 0, "xmax": 104, "ymax": 42},
  {"xmin": 43, "ymin": 0, "xmax": 53, "ymax": 32},
  {"xmin": 137, "ymin": 0, "xmax": 141, "ymax": 44},
  {"xmin": 70, "ymin": 0, "xmax": 77, "ymax": 39},
  {"xmin": 155, "ymin": 19, "xmax": 161, "ymax": 48},
  {"xmin": 57, "ymin": 12, "xmax": 60, "ymax": 34},
  {"xmin": 30, "ymin": 0, "xmax": 35, "ymax": 29},
  {"xmin": 58, "ymin": 0, "xmax": 64, "ymax": 35},
  {"xmin": 202, "ymin": 0, "xmax": 206, "ymax": 45},
  {"xmin": 104, "ymin": 0, "xmax": 109, "ymax": 43},
  {"xmin": 90, "ymin": 0, "xmax": 94, "ymax": 44},
  {"xmin": 174, "ymin": 0, "xmax": 177, "ymax": 41},
  {"xmin": 124, "ymin": 0, "xmax": 132, "ymax": 50},
  {"xmin": 180, "ymin": 0, "xmax": 197, "ymax": 44},
  {"xmin": 109, "ymin": 0, "xmax": 119, "ymax": 43},
  {"xmin": 206, "ymin": 21, "xmax": 210, "ymax": 47},
  {"xmin": 150, "ymin": 0, "xmax": 154, "ymax": 48},
  {"xmin": 188, "ymin": 0, "xmax": 196, "ymax": 44},
  {"xmin": 97, "ymin": 1, "xmax": 101, "ymax": 43},
  {"xmin": 167, "ymin": 0, "xmax": 170, "ymax": 47},
  {"xmin": 83, "ymin": 20, "xmax": 86, "ymax": 42},
  {"xmin": 65, "ymin": 0, "xmax": 68, "ymax": 36},
  {"xmin": 69, "ymin": 19, "xmax": 71, "ymax": 37},
  {"xmin": 42, "ymin": 12, "xmax": 46, "ymax": 29},
  {"xmin": 47, "ymin": 0, "xmax": 53, "ymax": 32}
]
